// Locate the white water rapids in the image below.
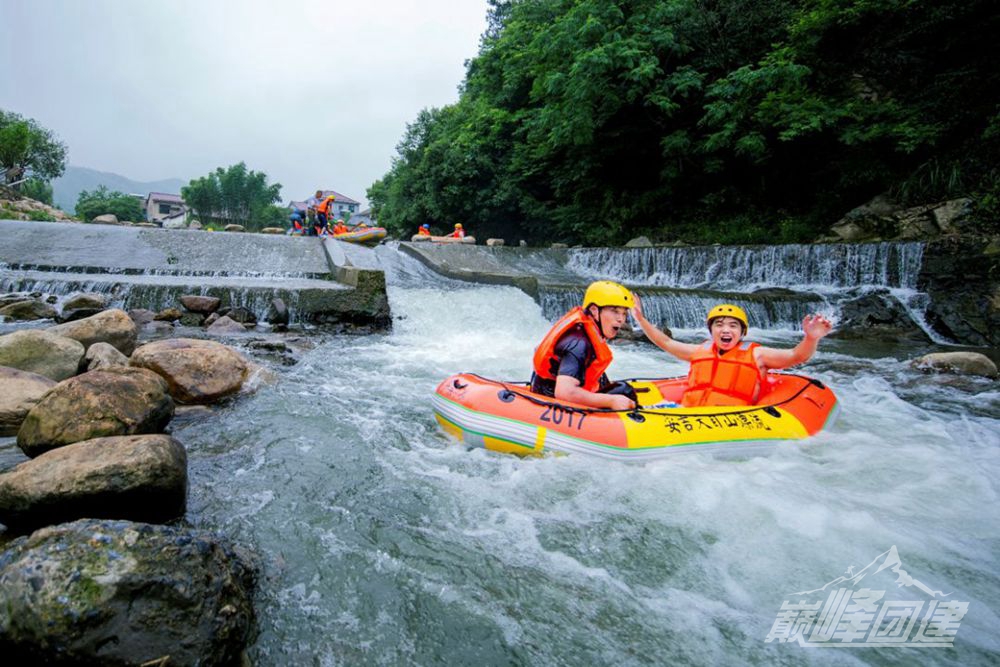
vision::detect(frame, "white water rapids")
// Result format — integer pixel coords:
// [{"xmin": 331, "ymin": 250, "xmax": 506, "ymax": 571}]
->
[{"xmin": 181, "ymin": 273, "xmax": 999, "ymax": 665}]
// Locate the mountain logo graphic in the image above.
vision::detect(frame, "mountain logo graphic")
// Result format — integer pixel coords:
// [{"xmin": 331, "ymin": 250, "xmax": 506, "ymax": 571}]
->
[{"xmin": 791, "ymin": 545, "xmax": 950, "ymax": 598}]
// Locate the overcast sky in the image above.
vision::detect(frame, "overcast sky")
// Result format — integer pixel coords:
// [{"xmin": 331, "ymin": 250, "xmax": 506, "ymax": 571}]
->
[{"xmin": 0, "ymin": 0, "xmax": 490, "ymax": 207}]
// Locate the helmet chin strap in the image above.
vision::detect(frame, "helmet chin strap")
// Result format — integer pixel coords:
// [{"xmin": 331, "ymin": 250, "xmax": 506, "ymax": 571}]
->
[{"xmin": 588, "ymin": 306, "xmax": 609, "ymax": 340}]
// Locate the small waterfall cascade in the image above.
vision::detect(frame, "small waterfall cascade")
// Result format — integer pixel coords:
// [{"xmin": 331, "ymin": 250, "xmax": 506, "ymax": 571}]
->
[{"xmin": 540, "ymin": 241, "xmax": 928, "ymax": 332}]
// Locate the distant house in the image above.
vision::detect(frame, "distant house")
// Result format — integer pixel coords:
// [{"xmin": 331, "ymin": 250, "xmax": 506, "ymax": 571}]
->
[
  {"xmin": 288, "ymin": 190, "xmax": 361, "ymax": 220},
  {"xmin": 350, "ymin": 208, "xmax": 375, "ymax": 227},
  {"xmin": 144, "ymin": 192, "xmax": 186, "ymax": 224}
]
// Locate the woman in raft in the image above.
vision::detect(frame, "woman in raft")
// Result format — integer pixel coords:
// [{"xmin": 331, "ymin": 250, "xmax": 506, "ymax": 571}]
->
[{"xmin": 631, "ymin": 299, "xmax": 833, "ymax": 407}]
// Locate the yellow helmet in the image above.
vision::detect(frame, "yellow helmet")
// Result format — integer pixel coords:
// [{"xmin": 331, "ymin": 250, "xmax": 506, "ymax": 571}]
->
[
  {"xmin": 583, "ymin": 281, "xmax": 634, "ymax": 309},
  {"xmin": 326, "ymin": 195, "xmax": 336, "ymax": 200},
  {"xmin": 707, "ymin": 304, "xmax": 748, "ymax": 334},
  {"xmin": 455, "ymin": 223, "xmax": 463, "ymax": 228}
]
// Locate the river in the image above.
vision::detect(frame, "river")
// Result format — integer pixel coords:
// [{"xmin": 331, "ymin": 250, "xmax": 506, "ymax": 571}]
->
[{"xmin": 164, "ymin": 244, "xmax": 999, "ymax": 665}]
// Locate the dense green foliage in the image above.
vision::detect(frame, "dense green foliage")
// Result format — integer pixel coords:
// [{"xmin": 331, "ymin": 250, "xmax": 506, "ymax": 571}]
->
[
  {"xmin": 0, "ymin": 110, "xmax": 68, "ymax": 184},
  {"xmin": 370, "ymin": 0, "xmax": 1000, "ymax": 245},
  {"xmin": 20, "ymin": 177, "xmax": 54, "ymax": 205},
  {"xmin": 181, "ymin": 162, "xmax": 282, "ymax": 232},
  {"xmin": 75, "ymin": 185, "xmax": 144, "ymax": 222}
]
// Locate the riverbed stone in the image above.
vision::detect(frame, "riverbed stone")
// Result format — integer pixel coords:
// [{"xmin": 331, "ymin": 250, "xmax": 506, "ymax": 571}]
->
[
  {"xmin": 225, "ymin": 306, "xmax": 257, "ymax": 325},
  {"xmin": 179, "ymin": 294, "xmax": 221, "ymax": 314},
  {"xmin": 224, "ymin": 224, "xmax": 245, "ymax": 232},
  {"xmin": 0, "ymin": 368, "xmax": 56, "ymax": 437},
  {"xmin": 919, "ymin": 235, "xmax": 1000, "ymax": 347},
  {"xmin": 58, "ymin": 292, "xmax": 108, "ymax": 322},
  {"xmin": 0, "ymin": 518, "xmax": 256, "ymax": 666},
  {"xmin": 207, "ymin": 315, "xmax": 248, "ymax": 334},
  {"xmin": 0, "ymin": 299, "xmax": 58, "ymax": 321},
  {"xmin": 130, "ymin": 337, "xmax": 250, "ymax": 404},
  {"xmin": 831, "ymin": 291, "xmax": 931, "ymax": 342},
  {"xmin": 0, "ymin": 434, "xmax": 187, "ymax": 532},
  {"xmin": 0, "ymin": 329, "xmax": 85, "ymax": 381},
  {"xmin": 17, "ymin": 367, "xmax": 174, "ymax": 458},
  {"xmin": 127, "ymin": 308, "xmax": 156, "ymax": 326},
  {"xmin": 154, "ymin": 306, "xmax": 184, "ymax": 321},
  {"xmin": 91, "ymin": 213, "xmax": 119, "ymax": 224},
  {"xmin": 83, "ymin": 341, "xmax": 129, "ymax": 371},
  {"xmin": 912, "ymin": 351, "xmax": 999, "ymax": 379},
  {"xmin": 266, "ymin": 298, "xmax": 289, "ymax": 327},
  {"xmin": 47, "ymin": 308, "xmax": 138, "ymax": 356}
]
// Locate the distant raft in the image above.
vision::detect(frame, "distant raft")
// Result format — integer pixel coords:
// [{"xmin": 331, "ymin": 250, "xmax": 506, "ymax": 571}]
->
[
  {"xmin": 410, "ymin": 234, "xmax": 476, "ymax": 244},
  {"xmin": 433, "ymin": 372, "xmax": 838, "ymax": 461},
  {"xmin": 333, "ymin": 227, "xmax": 387, "ymax": 244}
]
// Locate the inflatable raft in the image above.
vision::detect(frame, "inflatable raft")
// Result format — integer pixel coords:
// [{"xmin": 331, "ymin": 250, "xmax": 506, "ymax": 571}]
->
[
  {"xmin": 410, "ymin": 234, "xmax": 476, "ymax": 244},
  {"xmin": 333, "ymin": 226, "xmax": 387, "ymax": 244},
  {"xmin": 433, "ymin": 372, "xmax": 838, "ymax": 461}
]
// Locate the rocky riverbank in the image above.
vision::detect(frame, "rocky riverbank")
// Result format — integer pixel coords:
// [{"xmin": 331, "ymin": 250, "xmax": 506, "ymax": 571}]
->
[{"xmin": 0, "ymin": 297, "xmax": 264, "ymax": 663}]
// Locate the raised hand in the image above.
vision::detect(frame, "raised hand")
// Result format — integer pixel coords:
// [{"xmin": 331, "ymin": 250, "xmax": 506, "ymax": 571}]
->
[{"xmin": 802, "ymin": 314, "xmax": 833, "ymax": 340}]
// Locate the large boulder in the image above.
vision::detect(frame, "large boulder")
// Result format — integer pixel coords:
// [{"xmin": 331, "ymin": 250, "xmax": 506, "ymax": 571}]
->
[
  {"xmin": 16, "ymin": 367, "xmax": 174, "ymax": 458},
  {"xmin": 0, "ymin": 300, "xmax": 58, "ymax": 321},
  {"xmin": 0, "ymin": 434, "xmax": 187, "ymax": 532},
  {"xmin": 0, "ymin": 518, "xmax": 256, "ymax": 665},
  {"xmin": 919, "ymin": 235, "xmax": 1000, "ymax": 347},
  {"xmin": 83, "ymin": 341, "xmax": 129, "ymax": 371},
  {"xmin": 91, "ymin": 213, "xmax": 119, "ymax": 224},
  {"xmin": 179, "ymin": 294, "xmax": 221, "ymax": 314},
  {"xmin": 0, "ymin": 329, "xmax": 85, "ymax": 381},
  {"xmin": 911, "ymin": 351, "xmax": 999, "ymax": 379},
  {"xmin": 0, "ymin": 367, "xmax": 56, "ymax": 437},
  {"xmin": 57, "ymin": 292, "xmax": 108, "ymax": 323},
  {"xmin": 206, "ymin": 315, "xmax": 249, "ymax": 334},
  {"xmin": 130, "ymin": 338, "xmax": 250, "ymax": 404},
  {"xmin": 47, "ymin": 308, "xmax": 138, "ymax": 355},
  {"xmin": 831, "ymin": 291, "xmax": 931, "ymax": 343}
]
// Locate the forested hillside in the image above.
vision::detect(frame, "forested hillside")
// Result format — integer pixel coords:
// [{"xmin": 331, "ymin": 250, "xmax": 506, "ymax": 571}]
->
[{"xmin": 370, "ymin": 0, "xmax": 999, "ymax": 245}]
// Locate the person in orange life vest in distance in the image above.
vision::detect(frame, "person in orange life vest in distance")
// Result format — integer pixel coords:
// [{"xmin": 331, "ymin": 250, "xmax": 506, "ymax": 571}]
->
[
  {"xmin": 530, "ymin": 281, "xmax": 638, "ymax": 411},
  {"xmin": 631, "ymin": 300, "xmax": 833, "ymax": 406},
  {"xmin": 448, "ymin": 223, "xmax": 465, "ymax": 238},
  {"xmin": 417, "ymin": 223, "xmax": 432, "ymax": 236},
  {"xmin": 313, "ymin": 195, "xmax": 335, "ymax": 236}
]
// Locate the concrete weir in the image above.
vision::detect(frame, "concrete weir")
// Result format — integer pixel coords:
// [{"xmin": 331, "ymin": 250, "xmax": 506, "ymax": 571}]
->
[{"xmin": 0, "ymin": 220, "xmax": 390, "ymax": 330}]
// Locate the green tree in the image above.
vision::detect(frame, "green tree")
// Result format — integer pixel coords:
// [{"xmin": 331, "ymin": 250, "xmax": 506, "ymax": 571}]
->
[
  {"xmin": 20, "ymin": 177, "xmax": 54, "ymax": 205},
  {"xmin": 181, "ymin": 162, "xmax": 282, "ymax": 231},
  {"xmin": 75, "ymin": 185, "xmax": 144, "ymax": 222},
  {"xmin": 0, "ymin": 110, "xmax": 68, "ymax": 185}
]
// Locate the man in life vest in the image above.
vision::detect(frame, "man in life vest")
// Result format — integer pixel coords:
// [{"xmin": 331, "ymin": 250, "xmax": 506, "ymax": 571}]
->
[
  {"xmin": 417, "ymin": 223, "xmax": 431, "ymax": 236},
  {"xmin": 288, "ymin": 211, "xmax": 306, "ymax": 236},
  {"xmin": 631, "ymin": 300, "xmax": 832, "ymax": 407},
  {"xmin": 332, "ymin": 219, "xmax": 350, "ymax": 235},
  {"xmin": 305, "ymin": 190, "xmax": 323, "ymax": 234},
  {"xmin": 448, "ymin": 223, "xmax": 465, "ymax": 239},
  {"xmin": 314, "ymin": 195, "xmax": 335, "ymax": 236},
  {"xmin": 530, "ymin": 281, "xmax": 638, "ymax": 411}
]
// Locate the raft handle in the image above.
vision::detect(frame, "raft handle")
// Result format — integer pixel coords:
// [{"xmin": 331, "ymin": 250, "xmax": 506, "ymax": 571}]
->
[
  {"xmin": 762, "ymin": 406, "xmax": 781, "ymax": 418},
  {"xmin": 809, "ymin": 378, "xmax": 827, "ymax": 390},
  {"xmin": 453, "ymin": 379, "xmax": 468, "ymax": 390},
  {"xmin": 498, "ymin": 390, "xmax": 516, "ymax": 403},
  {"xmin": 627, "ymin": 411, "xmax": 646, "ymax": 423}
]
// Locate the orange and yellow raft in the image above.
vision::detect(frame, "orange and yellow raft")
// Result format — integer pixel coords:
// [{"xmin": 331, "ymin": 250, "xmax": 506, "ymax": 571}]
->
[{"xmin": 433, "ymin": 372, "xmax": 838, "ymax": 461}]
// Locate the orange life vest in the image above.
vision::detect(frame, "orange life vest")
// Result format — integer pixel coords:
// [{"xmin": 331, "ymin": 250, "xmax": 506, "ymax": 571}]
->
[
  {"xmin": 333, "ymin": 224, "xmax": 349, "ymax": 234},
  {"xmin": 317, "ymin": 198, "xmax": 333, "ymax": 215},
  {"xmin": 532, "ymin": 307, "xmax": 612, "ymax": 392},
  {"xmin": 418, "ymin": 227, "xmax": 431, "ymax": 236},
  {"xmin": 682, "ymin": 341, "xmax": 762, "ymax": 407},
  {"xmin": 449, "ymin": 229, "xmax": 465, "ymax": 238}
]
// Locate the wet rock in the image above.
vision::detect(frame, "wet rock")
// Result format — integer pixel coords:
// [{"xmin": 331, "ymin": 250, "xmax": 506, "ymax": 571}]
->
[
  {"xmin": 47, "ymin": 308, "xmax": 138, "ymax": 356},
  {"xmin": 0, "ymin": 368, "xmax": 56, "ymax": 437},
  {"xmin": 0, "ymin": 329, "xmax": 85, "ymax": 381},
  {"xmin": 0, "ymin": 293, "xmax": 34, "ymax": 309},
  {"xmin": 0, "ymin": 518, "xmax": 256, "ymax": 666},
  {"xmin": 206, "ymin": 315, "xmax": 248, "ymax": 334},
  {"xmin": 0, "ymin": 299, "xmax": 58, "ymax": 321},
  {"xmin": 17, "ymin": 367, "xmax": 174, "ymax": 458},
  {"xmin": 260, "ymin": 227, "xmax": 285, "ymax": 234},
  {"xmin": 486, "ymin": 238, "xmax": 505, "ymax": 247},
  {"xmin": 551, "ymin": 243, "xmax": 569, "ymax": 249},
  {"xmin": 919, "ymin": 235, "xmax": 1000, "ymax": 347},
  {"xmin": 179, "ymin": 312, "xmax": 206, "ymax": 327},
  {"xmin": 128, "ymin": 308, "xmax": 156, "ymax": 326},
  {"xmin": 130, "ymin": 338, "xmax": 250, "ymax": 404},
  {"xmin": 154, "ymin": 307, "xmax": 184, "ymax": 322},
  {"xmin": 831, "ymin": 291, "xmax": 931, "ymax": 343},
  {"xmin": 91, "ymin": 213, "xmax": 119, "ymax": 224},
  {"xmin": 83, "ymin": 341, "xmax": 129, "ymax": 371},
  {"xmin": 58, "ymin": 292, "xmax": 108, "ymax": 323},
  {"xmin": 179, "ymin": 294, "xmax": 221, "ymax": 314},
  {"xmin": 204, "ymin": 312, "xmax": 220, "ymax": 327},
  {"xmin": 225, "ymin": 306, "xmax": 257, "ymax": 326},
  {"xmin": 139, "ymin": 320, "xmax": 175, "ymax": 340},
  {"xmin": 911, "ymin": 351, "xmax": 998, "ymax": 379},
  {"xmin": 0, "ymin": 434, "xmax": 187, "ymax": 532},
  {"xmin": 224, "ymin": 224, "xmax": 245, "ymax": 232},
  {"xmin": 266, "ymin": 298, "xmax": 289, "ymax": 327}
]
